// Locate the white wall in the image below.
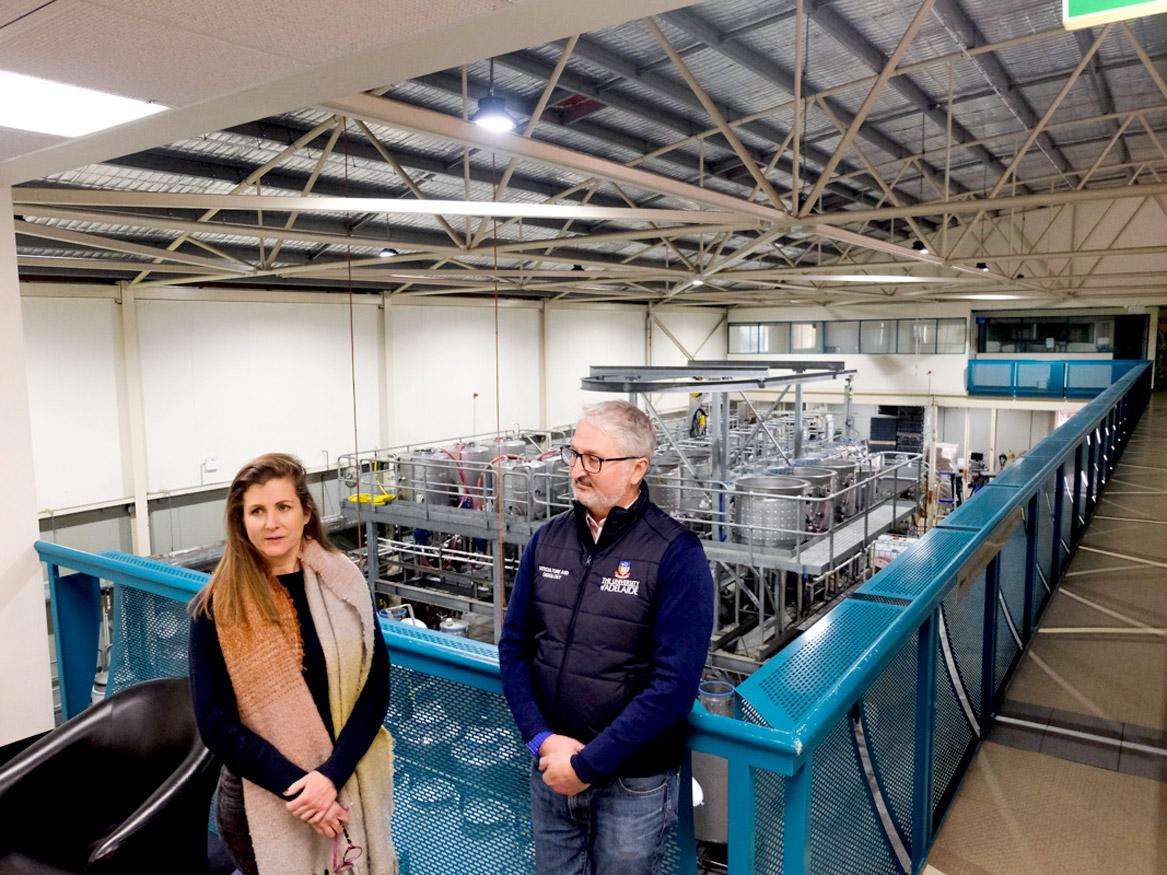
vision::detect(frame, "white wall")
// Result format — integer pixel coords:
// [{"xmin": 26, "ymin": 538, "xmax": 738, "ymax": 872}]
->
[
  {"xmin": 546, "ymin": 303, "xmax": 647, "ymax": 426},
  {"xmin": 20, "ymin": 287, "xmax": 730, "ymax": 521},
  {"xmin": 1, "ymin": 188, "xmax": 54, "ymax": 744},
  {"xmin": 136, "ymin": 298, "xmax": 382, "ymax": 493},
  {"xmin": 23, "ymin": 297, "xmax": 129, "ymax": 509},
  {"xmin": 389, "ymin": 301, "xmax": 542, "ymax": 445}
]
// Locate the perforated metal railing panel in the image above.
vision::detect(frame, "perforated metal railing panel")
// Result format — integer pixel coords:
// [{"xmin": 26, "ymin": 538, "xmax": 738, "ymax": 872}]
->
[
  {"xmin": 738, "ymin": 600, "xmax": 906, "ymax": 727},
  {"xmin": 109, "ymin": 585, "xmax": 192, "ymax": 693},
  {"xmin": 1036, "ymin": 475, "xmax": 1056, "ymax": 615},
  {"xmin": 101, "ymin": 550, "xmax": 209, "ymax": 588},
  {"xmin": 860, "ymin": 639, "xmax": 917, "ymax": 855},
  {"xmin": 994, "ymin": 524, "xmax": 1028, "ymax": 690},
  {"xmin": 388, "ymin": 663, "xmax": 537, "ymax": 874},
  {"xmin": 809, "ymin": 713, "xmax": 900, "ymax": 875},
  {"xmin": 937, "ymin": 485, "xmax": 1020, "ymax": 532},
  {"xmin": 855, "ymin": 528, "xmax": 973, "ymax": 602},
  {"xmin": 941, "ymin": 576, "xmax": 985, "ymax": 724},
  {"xmin": 753, "ymin": 767, "xmax": 785, "ymax": 871},
  {"xmin": 740, "ymin": 701, "xmax": 786, "ymax": 871},
  {"xmin": 931, "ymin": 580, "xmax": 984, "ymax": 821}
]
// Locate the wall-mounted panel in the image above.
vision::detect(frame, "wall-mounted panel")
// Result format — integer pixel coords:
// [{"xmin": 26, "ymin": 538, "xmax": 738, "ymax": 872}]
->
[{"xmin": 23, "ymin": 297, "xmax": 128, "ymax": 510}]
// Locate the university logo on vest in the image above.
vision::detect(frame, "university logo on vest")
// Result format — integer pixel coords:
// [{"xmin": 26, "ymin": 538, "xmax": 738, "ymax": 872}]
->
[{"xmin": 600, "ymin": 559, "xmax": 640, "ymax": 596}]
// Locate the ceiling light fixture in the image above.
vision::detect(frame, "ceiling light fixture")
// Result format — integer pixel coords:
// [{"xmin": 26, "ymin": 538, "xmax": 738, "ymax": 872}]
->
[
  {"xmin": 379, "ymin": 247, "xmax": 397, "ymax": 258},
  {"xmin": 691, "ymin": 277, "xmax": 705, "ymax": 287},
  {"xmin": 472, "ymin": 59, "xmax": 516, "ymax": 132},
  {"xmin": 0, "ymin": 70, "xmax": 167, "ymax": 137},
  {"xmin": 976, "ymin": 262, "xmax": 989, "ymax": 272},
  {"xmin": 912, "ymin": 240, "xmax": 929, "ymax": 255}
]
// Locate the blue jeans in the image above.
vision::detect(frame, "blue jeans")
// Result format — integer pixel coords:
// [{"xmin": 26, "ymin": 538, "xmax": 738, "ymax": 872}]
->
[{"xmin": 529, "ymin": 762, "xmax": 679, "ymax": 875}]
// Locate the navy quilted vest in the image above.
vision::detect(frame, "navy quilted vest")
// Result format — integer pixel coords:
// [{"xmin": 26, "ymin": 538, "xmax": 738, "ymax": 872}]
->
[{"xmin": 529, "ymin": 485, "xmax": 691, "ymax": 776}]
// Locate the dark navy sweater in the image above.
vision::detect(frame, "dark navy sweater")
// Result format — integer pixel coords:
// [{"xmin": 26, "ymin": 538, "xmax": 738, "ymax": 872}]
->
[
  {"xmin": 499, "ymin": 492, "xmax": 713, "ymax": 784},
  {"xmin": 188, "ymin": 570, "xmax": 390, "ymax": 798}
]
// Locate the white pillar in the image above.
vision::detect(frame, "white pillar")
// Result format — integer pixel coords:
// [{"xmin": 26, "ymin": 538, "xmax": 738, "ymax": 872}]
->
[
  {"xmin": 0, "ymin": 185, "xmax": 55, "ymax": 743},
  {"xmin": 539, "ymin": 301, "xmax": 550, "ymax": 429},
  {"xmin": 379, "ymin": 293, "xmax": 395, "ymax": 447},
  {"xmin": 118, "ymin": 284, "xmax": 152, "ymax": 555}
]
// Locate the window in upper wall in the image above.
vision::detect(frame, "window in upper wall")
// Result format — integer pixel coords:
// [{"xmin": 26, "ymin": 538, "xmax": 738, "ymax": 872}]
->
[
  {"xmin": 937, "ymin": 318, "xmax": 967, "ymax": 354},
  {"xmin": 790, "ymin": 321, "xmax": 821, "ymax": 353},
  {"xmin": 762, "ymin": 323, "xmax": 791, "ymax": 354},
  {"xmin": 975, "ymin": 313, "xmax": 1121, "ymax": 353},
  {"xmin": 860, "ymin": 320, "xmax": 895, "ymax": 353},
  {"xmin": 728, "ymin": 323, "xmax": 758, "ymax": 353},
  {"xmin": 729, "ymin": 323, "xmax": 791, "ymax": 354},
  {"xmin": 898, "ymin": 318, "xmax": 937, "ymax": 355},
  {"xmin": 824, "ymin": 321, "xmax": 859, "ymax": 354}
]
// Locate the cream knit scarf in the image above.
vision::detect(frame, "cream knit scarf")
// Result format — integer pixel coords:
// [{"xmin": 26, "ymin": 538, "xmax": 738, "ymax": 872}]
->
[{"xmin": 216, "ymin": 539, "xmax": 397, "ymax": 875}]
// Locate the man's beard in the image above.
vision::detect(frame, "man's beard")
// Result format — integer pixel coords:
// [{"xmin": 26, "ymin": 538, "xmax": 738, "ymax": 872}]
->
[{"xmin": 572, "ymin": 477, "xmax": 625, "ymax": 515}]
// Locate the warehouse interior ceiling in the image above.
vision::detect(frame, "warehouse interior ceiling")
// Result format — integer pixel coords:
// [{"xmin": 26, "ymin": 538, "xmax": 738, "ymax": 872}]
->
[{"xmin": 6, "ymin": 0, "xmax": 1167, "ymax": 307}]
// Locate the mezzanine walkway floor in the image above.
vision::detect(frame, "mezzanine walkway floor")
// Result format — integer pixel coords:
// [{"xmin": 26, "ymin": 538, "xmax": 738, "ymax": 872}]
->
[{"xmin": 926, "ymin": 395, "xmax": 1167, "ymax": 875}]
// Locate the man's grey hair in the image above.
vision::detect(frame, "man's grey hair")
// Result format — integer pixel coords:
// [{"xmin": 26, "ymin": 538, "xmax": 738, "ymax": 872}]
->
[{"xmin": 578, "ymin": 400, "xmax": 656, "ymax": 458}]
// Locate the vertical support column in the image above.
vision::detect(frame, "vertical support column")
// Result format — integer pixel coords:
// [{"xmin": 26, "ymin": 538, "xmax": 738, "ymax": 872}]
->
[
  {"xmin": 912, "ymin": 610, "xmax": 938, "ymax": 870},
  {"xmin": 782, "ymin": 760, "xmax": 813, "ymax": 875},
  {"xmin": 989, "ymin": 406, "xmax": 999, "ymax": 472},
  {"xmin": 1071, "ymin": 443, "xmax": 1084, "ymax": 547},
  {"xmin": 1023, "ymin": 494, "xmax": 1037, "ymax": 640},
  {"xmin": 118, "ymin": 284, "xmax": 152, "ymax": 555},
  {"xmin": 709, "ymin": 393, "xmax": 729, "ymax": 542},
  {"xmin": 0, "ymin": 185, "xmax": 55, "ymax": 743},
  {"xmin": 675, "ymin": 753, "xmax": 698, "ymax": 875},
  {"xmin": 364, "ymin": 519, "xmax": 379, "ymax": 595},
  {"xmin": 726, "ymin": 759, "xmax": 757, "ymax": 874},
  {"xmin": 981, "ymin": 556, "xmax": 1000, "ymax": 721},
  {"xmin": 46, "ymin": 566, "xmax": 101, "ymax": 720},
  {"xmin": 539, "ymin": 301, "xmax": 549, "ymax": 429},
  {"xmin": 379, "ymin": 293, "xmax": 395, "ymax": 447},
  {"xmin": 493, "ymin": 538, "xmax": 506, "ymax": 644},
  {"xmin": 793, "ymin": 383, "xmax": 804, "ymax": 460},
  {"xmin": 1084, "ymin": 431, "xmax": 1097, "ymax": 519},
  {"xmin": 1052, "ymin": 463, "xmax": 1065, "ymax": 583}
]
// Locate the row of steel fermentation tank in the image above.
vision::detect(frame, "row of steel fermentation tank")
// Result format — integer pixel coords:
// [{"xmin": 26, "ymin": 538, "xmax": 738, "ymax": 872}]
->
[
  {"xmin": 380, "ymin": 434, "xmax": 918, "ymax": 551},
  {"xmin": 389, "ymin": 438, "xmax": 571, "ymax": 520},
  {"xmin": 648, "ymin": 449, "xmax": 918, "ymax": 549}
]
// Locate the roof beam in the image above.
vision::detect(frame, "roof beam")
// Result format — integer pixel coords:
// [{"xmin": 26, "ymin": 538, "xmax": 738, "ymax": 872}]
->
[
  {"xmin": 222, "ymin": 116, "xmax": 628, "ymax": 207},
  {"xmin": 660, "ymin": 7, "xmax": 949, "ymax": 200},
  {"xmin": 800, "ymin": 0, "xmax": 1008, "ymax": 191},
  {"xmin": 503, "ymin": 34, "xmax": 889, "ymax": 209},
  {"xmin": 800, "ymin": 0, "xmax": 937, "ymax": 214},
  {"xmin": 932, "ymin": 0, "xmax": 1076, "ymax": 180},
  {"xmin": 1074, "ymin": 28, "xmax": 1131, "ymax": 166}
]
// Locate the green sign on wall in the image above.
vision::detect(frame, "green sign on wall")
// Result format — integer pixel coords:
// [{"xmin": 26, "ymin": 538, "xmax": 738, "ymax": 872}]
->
[{"xmin": 1064, "ymin": 0, "xmax": 1167, "ymax": 30}]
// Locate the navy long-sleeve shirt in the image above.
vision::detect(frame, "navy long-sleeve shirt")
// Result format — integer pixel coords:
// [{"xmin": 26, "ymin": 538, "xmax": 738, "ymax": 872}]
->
[
  {"xmin": 189, "ymin": 570, "xmax": 390, "ymax": 798},
  {"xmin": 498, "ymin": 522, "xmax": 714, "ymax": 784}
]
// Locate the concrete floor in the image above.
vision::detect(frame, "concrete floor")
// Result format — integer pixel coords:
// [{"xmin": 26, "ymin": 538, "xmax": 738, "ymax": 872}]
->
[{"xmin": 927, "ymin": 393, "xmax": 1167, "ymax": 875}]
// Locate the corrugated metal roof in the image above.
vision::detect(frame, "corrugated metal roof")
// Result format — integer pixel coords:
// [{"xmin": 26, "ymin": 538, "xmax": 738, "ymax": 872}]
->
[{"xmin": 15, "ymin": 0, "xmax": 1165, "ymax": 300}]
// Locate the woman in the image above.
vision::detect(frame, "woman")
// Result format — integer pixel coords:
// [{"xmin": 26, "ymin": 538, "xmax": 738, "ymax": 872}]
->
[{"xmin": 189, "ymin": 453, "xmax": 396, "ymax": 875}]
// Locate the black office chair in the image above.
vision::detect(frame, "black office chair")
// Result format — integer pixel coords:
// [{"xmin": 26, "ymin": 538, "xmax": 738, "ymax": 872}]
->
[{"xmin": 0, "ymin": 678, "xmax": 219, "ymax": 875}]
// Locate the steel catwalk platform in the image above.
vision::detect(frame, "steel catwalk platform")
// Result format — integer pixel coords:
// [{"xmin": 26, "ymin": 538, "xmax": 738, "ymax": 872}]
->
[{"xmin": 702, "ymin": 501, "xmax": 916, "ymax": 576}]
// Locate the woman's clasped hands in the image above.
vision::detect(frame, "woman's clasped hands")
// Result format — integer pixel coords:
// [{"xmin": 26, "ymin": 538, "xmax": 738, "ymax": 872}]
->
[{"xmin": 285, "ymin": 770, "xmax": 349, "ymax": 838}]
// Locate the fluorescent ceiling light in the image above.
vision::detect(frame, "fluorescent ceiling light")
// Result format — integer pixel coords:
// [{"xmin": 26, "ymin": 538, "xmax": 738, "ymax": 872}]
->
[
  {"xmin": 795, "ymin": 274, "xmax": 962, "ymax": 283},
  {"xmin": 959, "ymin": 294, "xmax": 1026, "ymax": 300},
  {"xmin": 0, "ymin": 70, "xmax": 167, "ymax": 137}
]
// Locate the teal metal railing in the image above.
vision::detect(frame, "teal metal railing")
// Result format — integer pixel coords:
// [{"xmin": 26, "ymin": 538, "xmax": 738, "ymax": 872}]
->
[
  {"xmin": 36, "ymin": 361, "xmax": 1150, "ymax": 874},
  {"xmin": 967, "ymin": 357, "xmax": 1146, "ymax": 398}
]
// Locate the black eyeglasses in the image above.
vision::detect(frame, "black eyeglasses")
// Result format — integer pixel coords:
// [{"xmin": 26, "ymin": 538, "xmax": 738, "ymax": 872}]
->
[{"xmin": 560, "ymin": 445, "xmax": 640, "ymax": 474}]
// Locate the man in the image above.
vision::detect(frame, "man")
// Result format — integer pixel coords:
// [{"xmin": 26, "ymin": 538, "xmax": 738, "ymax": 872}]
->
[{"xmin": 498, "ymin": 400, "xmax": 714, "ymax": 874}]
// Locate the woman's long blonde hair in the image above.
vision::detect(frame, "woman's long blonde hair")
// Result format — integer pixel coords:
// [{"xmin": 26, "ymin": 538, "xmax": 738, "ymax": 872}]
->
[{"xmin": 189, "ymin": 453, "xmax": 335, "ymax": 625}]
